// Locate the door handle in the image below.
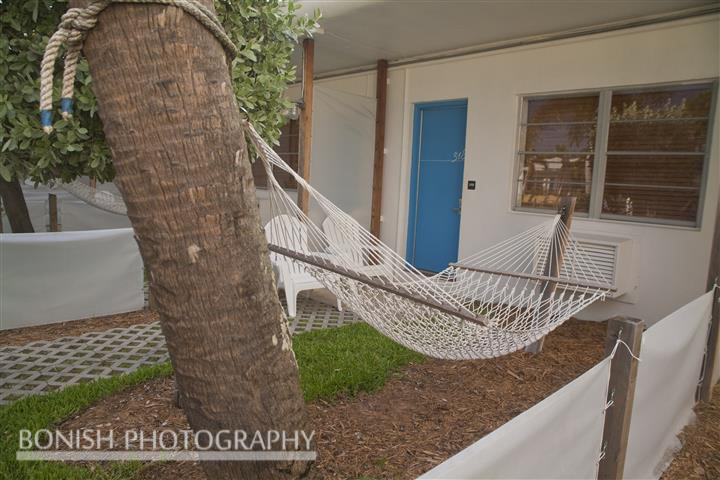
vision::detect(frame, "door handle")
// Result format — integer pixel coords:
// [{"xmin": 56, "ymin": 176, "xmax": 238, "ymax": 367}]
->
[{"xmin": 452, "ymin": 198, "xmax": 462, "ymax": 214}]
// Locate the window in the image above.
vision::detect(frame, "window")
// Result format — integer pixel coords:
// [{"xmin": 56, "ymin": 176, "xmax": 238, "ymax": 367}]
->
[
  {"xmin": 253, "ymin": 119, "xmax": 299, "ymax": 189},
  {"xmin": 515, "ymin": 82, "xmax": 715, "ymax": 226}
]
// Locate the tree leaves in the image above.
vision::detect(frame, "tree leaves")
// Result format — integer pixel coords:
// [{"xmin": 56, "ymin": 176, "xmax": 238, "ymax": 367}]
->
[{"xmin": 2, "ymin": 0, "xmax": 320, "ymax": 184}]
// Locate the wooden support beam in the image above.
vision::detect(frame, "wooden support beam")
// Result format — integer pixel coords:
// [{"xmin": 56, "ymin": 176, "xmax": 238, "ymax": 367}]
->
[
  {"xmin": 699, "ymin": 193, "xmax": 720, "ymax": 402},
  {"xmin": 297, "ymin": 37, "xmax": 314, "ymax": 214},
  {"xmin": 700, "ymin": 286, "xmax": 720, "ymax": 402},
  {"xmin": 48, "ymin": 193, "xmax": 59, "ymax": 232},
  {"xmin": 526, "ymin": 196, "xmax": 576, "ymax": 353},
  {"xmin": 370, "ymin": 59, "xmax": 388, "ymax": 238},
  {"xmin": 599, "ymin": 316, "xmax": 644, "ymax": 480}
]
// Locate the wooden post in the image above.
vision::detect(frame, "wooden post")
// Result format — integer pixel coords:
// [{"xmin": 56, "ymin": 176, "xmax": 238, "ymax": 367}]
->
[
  {"xmin": 699, "ymin": 287, "xmax": 720, "ymax": 402},
  {"xmin": 526, "ymin": 196, "xmax": 576, "ymax": 353},
  {"xmin": 598, "ymin": 316, "xmax": 644, "ymax": 480},
  {"xmin": 0, "ymin": 197, "xmax": 4, "ymax": 233},
  {"xmin": 699, "ymin": 191, "xmax": 720, "ymax": 402},
  {"xmin": 297, "ymin": 37, "xmax": 314, "ymax": 214},
  {"xmin": 48, "ymin": 193, "xmax": 59, "ymax": 232},
  {"xmin": 370, "ymin": 59, "xmax": 388, "ymax": 238}
]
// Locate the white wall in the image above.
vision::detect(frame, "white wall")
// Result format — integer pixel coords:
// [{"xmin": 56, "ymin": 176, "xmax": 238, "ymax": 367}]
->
[{"xmin": 304, "ymin": 15, "xmax": 720, "ymax": 324}]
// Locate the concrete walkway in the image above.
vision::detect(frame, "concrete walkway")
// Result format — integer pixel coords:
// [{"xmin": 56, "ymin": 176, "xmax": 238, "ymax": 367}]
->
[{"xmin": 0, "ymin": 296, "xmax": 359, "ymax": 405}]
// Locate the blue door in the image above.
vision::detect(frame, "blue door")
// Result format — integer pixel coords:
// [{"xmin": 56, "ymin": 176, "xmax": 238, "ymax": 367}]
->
[{"xmin": 407, "ymin": 100, "xmax": 467, "ymax": 272}]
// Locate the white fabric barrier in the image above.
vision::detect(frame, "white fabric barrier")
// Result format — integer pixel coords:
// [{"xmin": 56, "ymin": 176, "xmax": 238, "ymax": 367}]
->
[
  {"xmin": 420, "ymin": 357, "xmax": 611, "ymax": 479},
  {"xmin": 624, "ymin": 291, "xmax": 713, "ymax": 480},
  {"xmin": 1, "ymin": 180, "xmax": 131, "ymax": 232},
  {"xmin": 0, "ymin": 229, "xmax": 143, "ymax": 330}
]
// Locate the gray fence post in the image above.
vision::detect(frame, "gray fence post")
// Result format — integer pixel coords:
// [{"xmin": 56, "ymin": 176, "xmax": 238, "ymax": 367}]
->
[{"xmin": 598, "ymin": 316, "xmax": 644, "ymax": 480}]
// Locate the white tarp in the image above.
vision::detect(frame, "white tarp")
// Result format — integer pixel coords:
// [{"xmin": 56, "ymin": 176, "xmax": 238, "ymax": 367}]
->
[
  {"xmin": 0, "ymin": 228, "xmax": 143, "ymax": 330},
  {"xmin": 624, "ymin": 291, "xmax": 713, "ymax": 480},
  {"xmin": 420, "ymin": 357, "xmax": 611, "ymax": 479},
  {"xmin": 307, "ymin": 86, "xmax": 376, "ymax": 228},
  {"xmin": 2, "ymin": 180, "xmax": 131, "ymax": 233}
]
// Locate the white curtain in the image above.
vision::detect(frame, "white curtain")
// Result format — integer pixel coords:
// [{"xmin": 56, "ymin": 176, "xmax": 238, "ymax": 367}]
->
[
  {"xmin": 0, "ymin": 228, "xmax": 143, "ymax": 330},
  {"xmin": 624, "ymin": 291, "xmax": 713, "ymax": 480},
  {"xmin": 420, "ymin": 357, "xmax": 611, "ymax": 479}
]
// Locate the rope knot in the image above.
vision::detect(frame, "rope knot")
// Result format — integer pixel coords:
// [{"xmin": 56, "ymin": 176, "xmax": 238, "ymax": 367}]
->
[{"xmin": 39, "ymin": 0, "xmax": 236, "ymax": 135}]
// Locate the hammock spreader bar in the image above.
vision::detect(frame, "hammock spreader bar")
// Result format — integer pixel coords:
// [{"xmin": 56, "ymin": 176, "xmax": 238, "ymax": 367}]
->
[
  {"xmin": 449, "ymin": 263, "xmax": 617, "ymax": 292},
  {"xmin": 267, "ymin": 243, "xmax": 487, "ymax": 327}
]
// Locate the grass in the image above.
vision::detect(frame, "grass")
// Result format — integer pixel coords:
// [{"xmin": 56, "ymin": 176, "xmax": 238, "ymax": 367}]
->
[
  {"xmin": 0, "ymin": 362, "xmax": 173, "ymax": 480},
  {"xmin": 0, "ymin": 322, "xmax": 423, "ymax": 479},
  {"xmin": 294, "ymin": 323, "xmax": 424, "ymax": 402}
]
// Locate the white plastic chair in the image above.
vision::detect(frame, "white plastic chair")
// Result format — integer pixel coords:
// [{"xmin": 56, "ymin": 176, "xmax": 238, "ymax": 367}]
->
[
  {"xmin": 265, "ymin": 215, "xmax": 341, "ymax": 317},
  {"xmin": 321, "ymin": 217, "xmax": 390, "ymax": 278}
]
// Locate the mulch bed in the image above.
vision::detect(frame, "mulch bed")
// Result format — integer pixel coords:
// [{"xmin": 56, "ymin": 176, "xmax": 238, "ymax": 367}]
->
[
  {"xmin": 661, "ymin": 384, "xmax": 720, "ymax": 480},
  {"xmin": 57, "ymin": 319, "xmax": 612, "ymax": 479},
  {"xmin": 0, "ymin": 309, "xmax": 158, "ymax": 347}
]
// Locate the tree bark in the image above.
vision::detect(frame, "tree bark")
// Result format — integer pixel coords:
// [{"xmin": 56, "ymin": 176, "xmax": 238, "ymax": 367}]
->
[
  {"xmin": 0, "ymin": 178, "xmax": 34, "ymax": 233},
  {"xmin": 71, "ymin": 1, "xmax": 308, "ymax": 478}
]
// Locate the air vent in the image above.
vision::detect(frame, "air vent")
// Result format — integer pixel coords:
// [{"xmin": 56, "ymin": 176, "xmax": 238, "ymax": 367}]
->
[{"xmin": 533, "ymin": 232, "xmax": 634, "ymax": 298}]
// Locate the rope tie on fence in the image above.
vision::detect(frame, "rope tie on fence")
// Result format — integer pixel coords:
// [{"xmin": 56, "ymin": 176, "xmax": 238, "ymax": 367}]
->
[
  {"xmin": 609, "ymin": 337, "xmax": 642, "ymax": 362},
  {"xmin": 39, "ymin": 0, "xmax": 237, "ymax": 133}
]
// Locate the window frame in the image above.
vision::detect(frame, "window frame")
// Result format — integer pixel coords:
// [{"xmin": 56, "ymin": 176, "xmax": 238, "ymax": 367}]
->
[{"xmin": 512, "ymin": 79, "xmax": 718, "ymax": 228}]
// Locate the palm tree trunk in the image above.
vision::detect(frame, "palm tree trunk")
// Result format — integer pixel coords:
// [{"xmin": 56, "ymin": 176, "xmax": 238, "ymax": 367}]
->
[
  {"xmin": 70, "ymin": 1, "xmax": 308, "ymax": 478},
  {"xmin": 0, "ymin": 178, "xmax": 34, "ymax": 233}
]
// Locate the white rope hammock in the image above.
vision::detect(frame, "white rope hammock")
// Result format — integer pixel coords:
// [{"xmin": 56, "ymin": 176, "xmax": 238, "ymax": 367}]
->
[
  {"xmin": 245, "ymin": 122, "xmax": 610, "ymax": 359},
  {"xmin": 52, "ymin": 123, "xmax": 611, "ymax": 360},
  {"xmin": 60, "ymin": 180, "xmax": 128, "ymax": 215}
]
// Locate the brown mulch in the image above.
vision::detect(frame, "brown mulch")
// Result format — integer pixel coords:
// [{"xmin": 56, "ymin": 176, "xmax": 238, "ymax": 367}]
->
[
  {"xmin": 57, "ymin": 319, "xmax": 612, "ymax": 479},
  {"xmin": 0, "ymin": 309, "xmax": 158, "ymax": 347},
  {"xmin": 661, "ymin": 384, "xmax": 720, "ymax": 480}
]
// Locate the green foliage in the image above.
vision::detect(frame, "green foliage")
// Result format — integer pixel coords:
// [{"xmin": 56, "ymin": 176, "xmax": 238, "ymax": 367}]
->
[
  {"xmin": 0, "ymin": 323, "xmax": 422, "ymax": 478},
  {"xmin": 0, "ymin": 0, "xmax": 319, "ymax": 184},
  {"xmin": 217, "ymin": 0, "xmax": 319, "ymax": 145}
]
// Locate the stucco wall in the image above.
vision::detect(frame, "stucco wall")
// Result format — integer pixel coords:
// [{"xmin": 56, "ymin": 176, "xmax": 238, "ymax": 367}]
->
[{"xmin": 296, "ymin": 16, "xmax": 720, "ymax": 323}]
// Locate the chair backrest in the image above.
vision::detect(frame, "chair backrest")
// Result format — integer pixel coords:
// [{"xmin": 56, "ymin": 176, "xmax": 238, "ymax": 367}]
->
[
  {"xmin": 322, "ymin": 216, "xmax": 364, "ymax": 267},
  {"xmin": 265, "ymin": 215, "xmax": 310, "ymax": 276}
]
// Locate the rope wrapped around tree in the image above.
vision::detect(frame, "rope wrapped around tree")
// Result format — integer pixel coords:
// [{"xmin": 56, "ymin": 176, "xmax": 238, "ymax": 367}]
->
[{"xmin": 39, "ymin": 0, "xmax": 236, "ymax": 133}]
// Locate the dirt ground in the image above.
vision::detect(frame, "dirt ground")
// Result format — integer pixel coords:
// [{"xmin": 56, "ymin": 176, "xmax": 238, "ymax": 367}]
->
[
  {"xmin": 660, "ymin": 384, "xmax": 720, "ymax": 480},
  {"xmin": 58, "ymin": 319, "xmax": 611, "ymax": 479},
  {"xmin": 9, "ymin": 310, "xmax": 716, "ymax": 478},
  {"xmin": 0, "ymin": 309, "xmax": 158, "ymax": 346}
]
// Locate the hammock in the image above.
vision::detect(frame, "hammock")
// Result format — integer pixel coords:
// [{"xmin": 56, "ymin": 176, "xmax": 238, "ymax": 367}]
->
[
  {"xmin": 60, "ymin": 180, "xmax": 128, "ymax": 215},
  {"xmin": 57, "ymin": 123, "xmax": 611, "ymax": 360},
  {"xmin": 245, "ymin": 122, "xmax": 611, "ymax": 359}
]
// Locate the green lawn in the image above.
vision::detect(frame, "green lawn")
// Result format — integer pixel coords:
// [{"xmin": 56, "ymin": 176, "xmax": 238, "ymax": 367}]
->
[{"xmin": 0, "ymin": 322, "xmax": 423, "ymax": 479}]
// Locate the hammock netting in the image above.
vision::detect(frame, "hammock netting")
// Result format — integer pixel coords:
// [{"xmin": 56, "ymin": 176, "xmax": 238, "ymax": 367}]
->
[
  {"xmin": 246, "ymin": 123, "xmax": 610, "ymax": 359},
  {"xmin": 59, "ymin": 122, "xmax": 611, "ymax": 360}
]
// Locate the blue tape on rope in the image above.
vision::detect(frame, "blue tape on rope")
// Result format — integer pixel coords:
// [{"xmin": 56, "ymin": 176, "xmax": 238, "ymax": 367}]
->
[
  {"xmin": 40, "ymin": 110, "xmax": 53, "ymax": 127},
  {"xmin": 60, "ymin": 97, "xmax": 73, "ymax": 115}
]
